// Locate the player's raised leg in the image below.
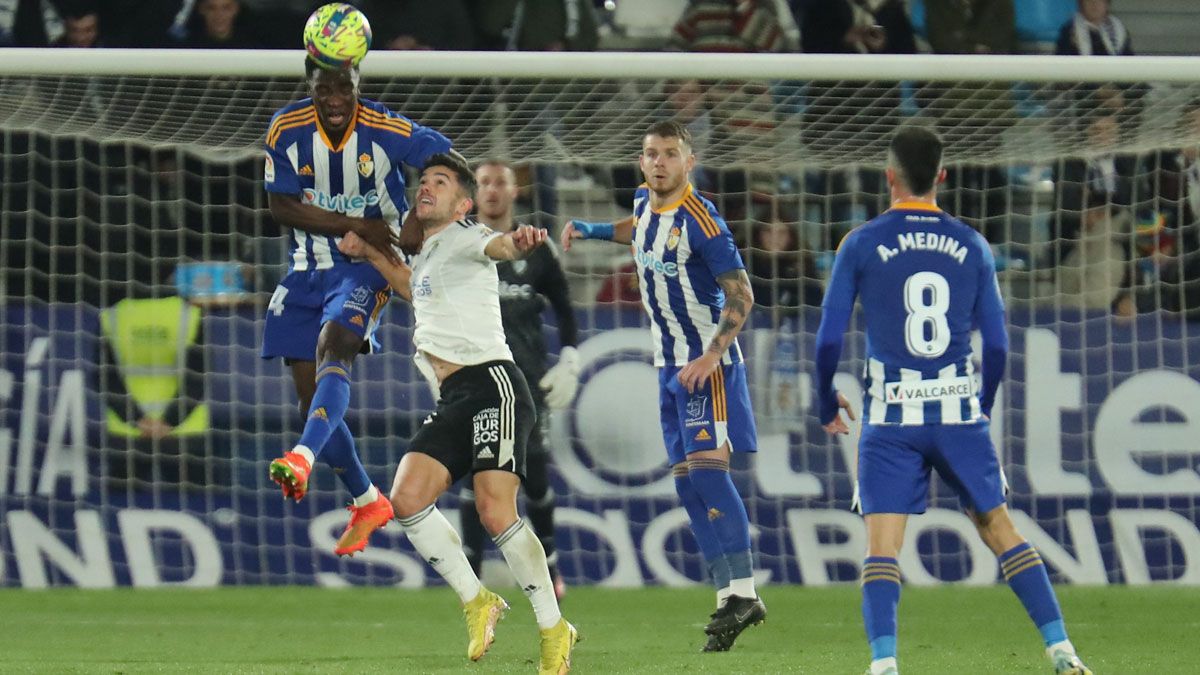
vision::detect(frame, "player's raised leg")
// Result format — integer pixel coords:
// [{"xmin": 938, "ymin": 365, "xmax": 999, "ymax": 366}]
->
[
  {"xmin": 391, "ymin": 452, "xmax": 504, "ymax": 662},
  {"xmin": 972, "ymin": 504, "xmax": 1093, "ymax": 674},
  {"xmin": 270, "ymin": 360, "xmax": 318, "ymax": 500}
]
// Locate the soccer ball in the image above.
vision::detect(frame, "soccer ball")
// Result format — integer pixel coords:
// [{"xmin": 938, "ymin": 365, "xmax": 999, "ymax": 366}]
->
[{"xmin": 303, "ymin": 3, "xmax": 372, "ymax": 70}]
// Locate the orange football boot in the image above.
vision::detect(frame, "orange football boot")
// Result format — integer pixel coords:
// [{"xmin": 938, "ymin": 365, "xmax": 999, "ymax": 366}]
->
[
  {"xmin": 334, "ymin": 491, "xmax": 394, "ymax": 556},
  {"xmin": 268, "ymin": 451, "xmax": 312, "ymax": 502}
]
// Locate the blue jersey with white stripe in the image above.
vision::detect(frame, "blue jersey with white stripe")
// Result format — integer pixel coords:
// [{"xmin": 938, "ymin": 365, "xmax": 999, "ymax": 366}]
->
[
  {"xmin": 263, "ymin": 97, "xmax": 452, "ymax": 271},
  {"xmin": 823, "ymin": 202, "xmax": 1004, "ymax": 425},
  {"xmin": 632, "ymin": 184, "xmax": 746, "ymax": 367}
]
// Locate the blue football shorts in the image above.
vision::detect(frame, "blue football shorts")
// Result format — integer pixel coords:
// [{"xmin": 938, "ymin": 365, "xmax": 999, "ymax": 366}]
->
[
  {"xmin": 857, "ymin": 420, "xmax": 1006, "ymax": 516},
  {"xmin": 261, "ymin": 263, "xmax": 390, "ymax": 362},
  {"xmin": 658, "ymin": 362, "xmax": 758, "ymax": 465}
]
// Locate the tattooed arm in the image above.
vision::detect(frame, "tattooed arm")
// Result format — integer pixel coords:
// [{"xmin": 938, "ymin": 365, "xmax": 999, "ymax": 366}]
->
[{"xmin": 676, "ymin": 269, "xmax": 754, "ymax": 393}]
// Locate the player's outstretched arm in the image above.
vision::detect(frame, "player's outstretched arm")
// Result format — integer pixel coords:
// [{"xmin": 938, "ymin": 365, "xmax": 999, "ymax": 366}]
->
[
  {"xmin": 336, "ymin": 231, "xmax": 413, "ymax": 302},
  {"xmin": 560, "ymin": 216, "xmax": 636, "ymax": 251},
  {"xmin": 677, "ymin": 269, "xmax": 754, "ymax": 393},
  {"xmin": 269, "ymin": 193, "xmax": 403, "ymax": 265},
  {"xmin": 485, "ymin": 224, "xmax": 548, "ymax": 261}
]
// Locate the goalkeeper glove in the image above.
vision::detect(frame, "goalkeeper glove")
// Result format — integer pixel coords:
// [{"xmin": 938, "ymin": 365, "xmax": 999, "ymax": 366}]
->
[{"xmin": 539, "ymin": 346, "xmax": 581, "ymax": 409}]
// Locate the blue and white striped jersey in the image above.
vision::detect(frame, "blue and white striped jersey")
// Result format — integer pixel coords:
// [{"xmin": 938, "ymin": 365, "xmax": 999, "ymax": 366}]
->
[
  {"xmin": 631, "ymin": 183, "xmax": 746, "ymax": 367},
  {"xmin": 263, "ymin": 97, "xmax": 452, "ymax": 271},
  {"xmin": 823, "ymin": 202, "xmax": 1005, "ymax": 425}
]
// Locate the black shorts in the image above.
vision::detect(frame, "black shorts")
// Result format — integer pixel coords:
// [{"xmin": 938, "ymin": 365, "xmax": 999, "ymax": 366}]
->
[{"xmin": 408, "ymin": 360, "xmax": 535, "ymax": 482}]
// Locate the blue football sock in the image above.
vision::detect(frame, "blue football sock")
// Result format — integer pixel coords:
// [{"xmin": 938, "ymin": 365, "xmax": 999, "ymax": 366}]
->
[
  {"xmin": 319, "ymin": 421, "xmax": 371, "ymax": 498},
  {"xmin": 673, "ymin": 466, "xmax": 730, "ymax": 590},
  {"xmin": 1000, "ymin": 542, "xmax": 1067, "ymax": 646},
  {"xmin": 862, "ymin": 556, "xmax": 901, "ymax": 661},
  {"xmin": 298, "ymin": 360, "xmax": 352, "ymax": 458},
  {"xmin": 687, "ymin": 458, "xmax": 753, "ymax": 579}
]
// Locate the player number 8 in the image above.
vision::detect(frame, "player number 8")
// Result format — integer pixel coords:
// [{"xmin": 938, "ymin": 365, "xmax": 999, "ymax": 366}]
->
[{"xmin": 903, "ymin": 271, "xmax": 950, "ymax": 358}]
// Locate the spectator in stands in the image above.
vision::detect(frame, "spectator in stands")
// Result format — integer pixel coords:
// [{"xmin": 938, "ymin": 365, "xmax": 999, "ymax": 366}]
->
[
  {"xmin": 472, "ymin": 0, "xmax": 599, "ymax": 51},
  {"xmin": 743, "ymin": 218, "xmax": 823, "ymax": 313},
  {"xmin": 360, "ymin": 0, "xmax": 475, "ymax": 50},
  {"xmin": 52, "ymin": 1, "xmax": 102, "ymax": 48},
  {"xmin": 99, "ymin": 294, "xmax": 217, "ymax": 487},
  {"xmin": 1147, "ymin": 99, "xmax": 1200, "ymax": 318},
  {"xmin": 0, "ymin": 0, "xmax": 62, "ymax": 46},
  {"xmin": 1057, "ymin": 191, "xmax": 1136, "ymax": 317},
  {"xmin": 671, "ymin": 0, "xmax": 791, "ymax": 52},
  {"xmin": 178, "ymin": 0, "xmax": 263, "ymax": 49},
  {"xmin": 925, "ymin": 0, "xmax": 1015, "ymax": 54},
  {"xmin": 799, "ymin": 0, "xmax": 915, "ymax": 55},
  {"xmin": 1056, "ymin": 0, "xmax": 1133, "ymax": 56},
  {"xmin": 1051, "ymin": 108, "xmax": 1141, "ymax": 270},
  {"xmin": 798, "ymin": 1, "xmax": 913, "ymax": 239},
  {"xmin": 98, "ymin": 0, "xmax": 190, "ymax": 47}
]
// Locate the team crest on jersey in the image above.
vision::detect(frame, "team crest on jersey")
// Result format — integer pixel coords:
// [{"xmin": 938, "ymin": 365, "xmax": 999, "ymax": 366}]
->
[
  {"xmin": 666, "ymin": 226, "xmax": 682, "ymax": 250},
  {"xmin": 357, "ymin": 153, "xmax": 374, "ymax": 178}
]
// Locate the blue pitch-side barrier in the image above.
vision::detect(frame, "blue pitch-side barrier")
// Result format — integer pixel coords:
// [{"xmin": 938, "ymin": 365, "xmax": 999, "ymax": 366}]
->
[{"xmin": 2, "ymin": 303, "xmax": 1200, "ymax": 588}]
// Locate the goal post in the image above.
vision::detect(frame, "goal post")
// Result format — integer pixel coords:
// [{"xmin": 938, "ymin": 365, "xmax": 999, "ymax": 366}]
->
[{"xmin": 2, "ymin": 49, "xmax": 1199, "ymax": 588}]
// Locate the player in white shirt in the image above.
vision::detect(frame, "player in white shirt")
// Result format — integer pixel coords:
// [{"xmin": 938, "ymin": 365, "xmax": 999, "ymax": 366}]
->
[{"xmin": 337, "ymin": 153, "xmax": 578, "ymax": 675}]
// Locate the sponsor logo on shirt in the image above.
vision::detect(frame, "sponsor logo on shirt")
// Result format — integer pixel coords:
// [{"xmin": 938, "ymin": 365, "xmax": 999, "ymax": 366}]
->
[
  {"xmin": 884, "ymin": 375, "xmax": 974, "ymax": 403},
  {"xmin": 302, "ymin": 188, "xmax": 381, "ymax": 213},
  {"xmin": 413, "ymin": 276, "xmax": 433, "ymax": 298},
  {"xmin": 634, "ymin": 249, "xmax": 678, "ymax": 277}
]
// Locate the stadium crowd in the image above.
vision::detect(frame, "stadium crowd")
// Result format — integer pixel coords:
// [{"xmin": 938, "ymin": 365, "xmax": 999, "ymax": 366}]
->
[{"xmin": 2, "ymin": 0, "xmax": 1199, "ymax": 324}]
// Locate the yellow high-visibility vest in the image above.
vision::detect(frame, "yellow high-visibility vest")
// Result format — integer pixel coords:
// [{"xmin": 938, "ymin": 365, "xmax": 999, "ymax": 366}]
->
[{"xmin": 101, "ymin": 297, "xmax": 209, "ymax": 437}]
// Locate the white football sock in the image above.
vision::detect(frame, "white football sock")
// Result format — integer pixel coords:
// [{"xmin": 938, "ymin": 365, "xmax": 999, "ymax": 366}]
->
[
  {"xmin": 717, "ymin": 586, "xmax": 731, "ymax": 608},
  {"xmin": 729, "ymin": 576, "xmax": 756, "ymax": 599},
  {"xmin": 398, "ymin": 504, "xmax": 481, "ymax": 604},
  {"xmin": 352, "ymin": 484, "xmax": 379, "ymax": 508},
  {"xmin": 494, "ymin": 519, "xmax": 561, "ymax": 630},
  {"xmin": 870, "ymin": 656, "xmax": 898, "ymax": 674},
  {"xmin": 1046, "ymin": 640, "xmax": 1077, "ymax": 657},
  {"xmin": 292, "ymin": 445, "xmax": 315, "ymax": 467}
]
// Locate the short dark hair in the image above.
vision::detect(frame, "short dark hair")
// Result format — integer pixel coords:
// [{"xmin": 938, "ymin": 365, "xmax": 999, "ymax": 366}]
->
[
  {"xmin": 424, "ymin": 152, "xmax": 477, "ymax": 199},
  {"xmin": 304, "ymin": 57, "xmax": 359, "ymax": 82},
  {"xmin": 889, "ymin": 126, "xmax": 943, "ymax": 195},
  {"xmin": 645, "ymin": 120, "xmax": 693, "ymax": 150}
]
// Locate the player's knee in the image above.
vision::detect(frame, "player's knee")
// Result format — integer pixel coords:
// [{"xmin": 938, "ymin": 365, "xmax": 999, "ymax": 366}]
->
[
  {"xmin": 973, "ymin": 506, "xmax": 1022, "ymax": 554},
  {"xmin": 474, "ymin": 494, "xmax": 518, "ymax": 537},
  {"xmin": 389, "ymin": 485, "xmax": 432, "ymax": 519}
]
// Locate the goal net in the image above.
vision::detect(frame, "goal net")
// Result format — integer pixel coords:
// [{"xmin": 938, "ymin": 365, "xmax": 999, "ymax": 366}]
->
[{"xmin": 2, "ymin": 50, "xmax": 1200, "ymax": 588}]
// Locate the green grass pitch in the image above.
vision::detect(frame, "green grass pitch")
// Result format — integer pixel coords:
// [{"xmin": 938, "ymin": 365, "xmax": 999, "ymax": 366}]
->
[{"xmin": 0, "ymin": 585, "xmax": 1194, "ymax": 673}]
